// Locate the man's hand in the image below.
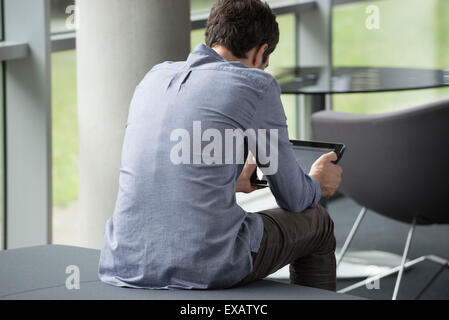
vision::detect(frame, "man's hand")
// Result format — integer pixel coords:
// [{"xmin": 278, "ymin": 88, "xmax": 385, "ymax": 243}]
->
[
  {"xmin": 236, "ymin": 153, "xmax": 263, "ymax": 194},
  {"xmin": 309, "ymin": 152, "xmax": 343, "ymax": 198}
]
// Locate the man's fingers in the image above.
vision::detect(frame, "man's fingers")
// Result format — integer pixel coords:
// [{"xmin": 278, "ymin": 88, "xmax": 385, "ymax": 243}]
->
[
  {"xmin": 317, "ymin": 151, "xmax": 337, "ymax": 163},
  {"xmin": 323, "ymin": 151, "xmax": 338, "ymax": 162},
  {"xmin": 244, "ymin": 152, "xmax": 258, "ymax": 176},
  {"xmin": 245, "ymin": 162, "xmax": 258, "ymax": 172},
  {"xmin": 247, "ymin": 151, "xmax": 257, "ymax": 164},
  {"xmin": 242, "ymin": 162, "xmax": 258, "ymax": 180}
]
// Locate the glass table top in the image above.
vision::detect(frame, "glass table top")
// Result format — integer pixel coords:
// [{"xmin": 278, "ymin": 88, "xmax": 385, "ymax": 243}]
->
[{"xmin": 272, "ymin": 66, "xmax": 449, "ymax": 95}]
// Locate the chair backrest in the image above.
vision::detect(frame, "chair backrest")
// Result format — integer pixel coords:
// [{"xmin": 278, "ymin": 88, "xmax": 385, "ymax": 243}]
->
[{"xmin": 311, "ymin": 99, "xmax": 449, "ymax": 225}]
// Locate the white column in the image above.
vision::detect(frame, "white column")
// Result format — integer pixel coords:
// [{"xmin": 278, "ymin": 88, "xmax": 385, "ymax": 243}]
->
[{"xmin": 77, "ymin": 0, "xmax": 191, "ymax": 249}]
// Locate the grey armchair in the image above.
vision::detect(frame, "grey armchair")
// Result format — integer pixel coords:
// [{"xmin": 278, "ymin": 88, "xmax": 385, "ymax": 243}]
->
[{"xmin": 311, "ymin": 98, "xmax": 449, "ymax": 299}]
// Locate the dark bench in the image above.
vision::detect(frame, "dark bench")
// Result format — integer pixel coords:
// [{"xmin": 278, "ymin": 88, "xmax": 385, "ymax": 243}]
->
[{"xmin": 0, "ymin": 245, "xmax": 362, "ymax": 300}]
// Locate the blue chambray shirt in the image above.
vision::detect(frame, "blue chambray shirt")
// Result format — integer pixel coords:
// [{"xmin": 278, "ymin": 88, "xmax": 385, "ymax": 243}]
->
[{"xmin": 98, "ymin": 44, "xmax": 321, "ymax": 289}]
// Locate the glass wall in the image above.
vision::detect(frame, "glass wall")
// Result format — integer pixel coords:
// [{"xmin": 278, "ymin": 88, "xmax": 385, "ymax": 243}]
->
[
  {"xmin": 51, "ymin": 49, "xmax": 78, "ymax": 245},
  {"xmin": 50, "ymin": 0, "xmax": 76, "ymax": 34},
  {"xmin": 192, "ymin": 0, "xmax": 288, "ymax": 12},
  {"xmin": 332, "ymin": 0, "xmax": 449, "ymax": 114},
  {"xmin": 191, "ymin": 0, "xmax": 215, "ymax": 12},
  {"xmin": 51, "ymin": 0, "xmax": 78, "ymax": 245},
  {"xmin": 0, "ymin": 1, "xmax": 4, "ymax": 249}
]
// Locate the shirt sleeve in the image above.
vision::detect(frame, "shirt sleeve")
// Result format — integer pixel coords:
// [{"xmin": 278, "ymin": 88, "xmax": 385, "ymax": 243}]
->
[{"xmin": 250, "ymin": 79, "xmax": 322, "ymax": 213}]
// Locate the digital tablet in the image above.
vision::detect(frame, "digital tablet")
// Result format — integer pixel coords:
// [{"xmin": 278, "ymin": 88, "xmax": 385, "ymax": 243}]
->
[{"xmin": 251, "ymin": 139, "xmax": 346, "ymax": 187}]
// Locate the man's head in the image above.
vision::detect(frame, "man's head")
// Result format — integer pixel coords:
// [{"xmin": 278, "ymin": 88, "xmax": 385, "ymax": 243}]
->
[{"xmin": 205, "ymin": 0, "xmax": 279, "ymax": 70}]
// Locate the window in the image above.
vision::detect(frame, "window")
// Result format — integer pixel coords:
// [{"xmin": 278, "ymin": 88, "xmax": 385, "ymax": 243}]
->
[
  {"xmin": 191, "ymin": 0, "xmax": 216, "ymax": 12},
  {"xmin": 266, "ymin": 14, "xmax": 297, "ymax": 139},
  {"xmin": 191, "ymin": 0, "xmax": 287, "ymax": 12},
  {"xmin": 51, "ymin": 0, "xmax": 78, "ymax": 245},
  {"xmin": 0, "ymin": 0, "xmax": 4, "ymax": 249},
  {"xmin": 332, "ymin": 0, "xmax": 449, "ymax": 114},
  {"xmin": 50, "ymin": 0, "xmax": 75, "ymax": 34},
  {"xmin": 51, "ymin": 49, "xmax": 78, "ymax": 245},
  {"xmin": 0, "ymin": 64, "xmax": 4, "ymax": 250}
]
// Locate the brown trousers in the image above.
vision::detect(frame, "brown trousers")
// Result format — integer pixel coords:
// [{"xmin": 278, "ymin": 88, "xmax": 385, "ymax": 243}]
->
[{"xmin": 234, "ymin": 205, "xmax": 337, "ymax": 291}]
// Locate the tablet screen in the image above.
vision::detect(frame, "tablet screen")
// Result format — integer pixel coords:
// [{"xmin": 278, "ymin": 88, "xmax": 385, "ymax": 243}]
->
[
  {"xmin": 292, "ymin": 145, "xmax": 335, "ymax": 174},
  {"xmin": 250, "ymin": 139, "xmax": 345, "ymax": 187}
]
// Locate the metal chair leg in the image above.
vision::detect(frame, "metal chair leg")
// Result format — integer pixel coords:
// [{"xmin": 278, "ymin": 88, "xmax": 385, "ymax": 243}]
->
[
  {"xmin": 338, "ymin": 256, "xmax": 426, "ymax": 294},
  {"xmin": 392, "ymin": 217, "xmax": 416, "ymax": 300},
  {"xmin": 336, "ymin": 207, "xmax": 367, "ymax": 268},
  {"xmin": 338, "ymin": 254, "xmax": 449, "ymax": 296}
]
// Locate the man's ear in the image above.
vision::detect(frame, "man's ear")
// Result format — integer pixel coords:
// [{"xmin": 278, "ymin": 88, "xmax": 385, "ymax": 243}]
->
[{"xmin": 253, "ymin": 44, "xmax": 269, "ymax": 69}]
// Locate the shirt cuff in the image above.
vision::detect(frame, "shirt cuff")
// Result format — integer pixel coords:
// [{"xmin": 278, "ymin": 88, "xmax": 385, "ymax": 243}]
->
[{"xmin": 309, "ymin": 175, "xmax": 322, "ymax": 208}]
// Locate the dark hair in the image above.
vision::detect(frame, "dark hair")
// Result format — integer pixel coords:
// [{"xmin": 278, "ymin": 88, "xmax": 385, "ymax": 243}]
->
[{"xmin": 205, "ymin": 0, "xmax": 279, "ymax": 62}]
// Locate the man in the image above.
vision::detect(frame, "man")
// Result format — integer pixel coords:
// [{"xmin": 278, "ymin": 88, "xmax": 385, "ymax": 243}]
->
[{"xmin": 98, "ymin": 0, "xmax": 342, "ymax": 291}]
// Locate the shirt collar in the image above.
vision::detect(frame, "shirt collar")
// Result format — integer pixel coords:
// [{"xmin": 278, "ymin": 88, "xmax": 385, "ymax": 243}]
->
[
  {"xmin": 192, "ymin": 43, "xmax": 226, "ymax": 61},
  {"xmin": 187, "ymin": 43, "xmax": 248, "ymax": 69}
]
